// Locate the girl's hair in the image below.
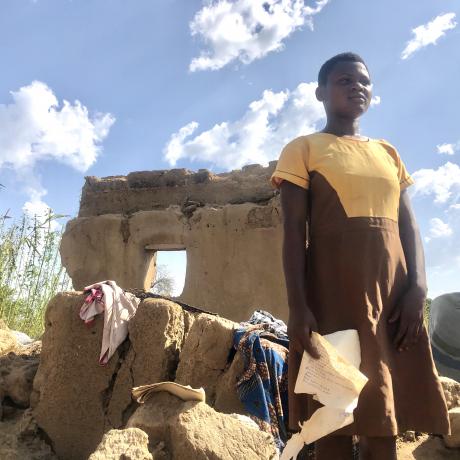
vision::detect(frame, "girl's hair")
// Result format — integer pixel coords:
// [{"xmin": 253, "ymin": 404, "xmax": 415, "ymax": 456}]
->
[{"xmin": 318, "ymin": 52, "xmax": 369, "ymax": 86}]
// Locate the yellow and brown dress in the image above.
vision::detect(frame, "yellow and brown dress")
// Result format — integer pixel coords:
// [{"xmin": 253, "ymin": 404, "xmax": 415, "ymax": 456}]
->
[{"xmin": 271, "ymin": 132, "xmax": 450, "ymax": 436}]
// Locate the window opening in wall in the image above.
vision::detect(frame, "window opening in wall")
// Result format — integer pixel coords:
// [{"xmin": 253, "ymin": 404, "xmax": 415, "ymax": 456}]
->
[{"xmin": 150, "ymin": 250, "xmax": 187, "ymax": 298}]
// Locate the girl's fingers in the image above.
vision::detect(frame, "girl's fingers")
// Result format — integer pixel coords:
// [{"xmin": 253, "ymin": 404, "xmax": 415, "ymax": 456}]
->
[
  {"xmin": 300, "ymin": 329, "xmax": 320, "ymax": 359},
  {"xmin": 304, "ymin": 335, "xmax": 320, "ymax": 359},
  {"xmin": 412, "ymin": 322, "xmax": 422, "ymax": 343},
  {"xmin": 388, "ymin": 307, "xmax": 401, "ymax": 323},
  {"xmin": 394, "ymin": 320, "xmax": 408, "ymax": 350},
  {"xmin": 305, "ymin": 341, "xmax": 320, "ymax": 359},
  {"xmin": 401, "ymin": 323, "xmax": 416, "ymax": 350}
]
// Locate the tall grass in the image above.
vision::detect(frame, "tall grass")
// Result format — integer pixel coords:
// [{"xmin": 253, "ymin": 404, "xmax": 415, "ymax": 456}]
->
[{"xmin": 0, "ymin": 211, "xmax": 72, "ymax": 338}]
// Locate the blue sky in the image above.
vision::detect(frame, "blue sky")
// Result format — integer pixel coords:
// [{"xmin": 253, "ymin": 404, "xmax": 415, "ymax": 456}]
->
[{"xmin": 0, "ymin": 0, "xmax": 459, "ymax": 297}]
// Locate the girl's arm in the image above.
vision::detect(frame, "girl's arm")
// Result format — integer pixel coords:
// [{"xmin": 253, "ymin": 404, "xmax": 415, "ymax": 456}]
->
[
  {"xmin": 398, "ymin": 190, "xmax": 427, "ymax": 293},
  {"xmin": 280, "ymin": 181, "xmax": 319, "ymax": 358},
  {"xmin": 389, "ymin": 190, "xmax": 427, "ymax": 351}
]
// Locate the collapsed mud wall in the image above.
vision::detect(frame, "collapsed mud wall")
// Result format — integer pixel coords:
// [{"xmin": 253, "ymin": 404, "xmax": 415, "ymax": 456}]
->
[
  {"xmin": 3, "ymin": 295, "xmax": 460, "ymax": 459},
  {"xmin": 31, "ymin": 293, "xmax": 247, "ymax": 460},
  {"xmin": 61, "ymin": 163, "xmax": 290, "ymax": 322}
]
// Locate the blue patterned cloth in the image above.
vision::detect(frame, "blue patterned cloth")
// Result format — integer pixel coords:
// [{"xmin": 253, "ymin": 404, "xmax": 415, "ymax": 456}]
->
[{"xmin": 234, "ymin": 311, "xmax": 290, "ymax": 450}]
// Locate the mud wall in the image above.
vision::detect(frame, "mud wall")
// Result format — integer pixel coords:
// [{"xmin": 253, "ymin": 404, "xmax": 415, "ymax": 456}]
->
[{"xmin": 61, "ymin": 163, "xmax": 289, "ymax": 322}]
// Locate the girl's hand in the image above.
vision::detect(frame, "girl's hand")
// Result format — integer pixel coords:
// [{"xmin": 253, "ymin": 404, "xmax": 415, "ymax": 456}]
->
[
  {"xmin": 288, "ymin": 308, "xmax": 320, "ymax": 359},
  {"xmin": 388, "ymin": 287, "xmax": 425, "ymax": 352}
]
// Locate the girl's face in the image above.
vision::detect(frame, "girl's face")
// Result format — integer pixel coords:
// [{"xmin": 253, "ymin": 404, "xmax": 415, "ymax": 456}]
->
[{"xmin": 316, "ymin": 61, "xmax": 372, "ymax": 119}]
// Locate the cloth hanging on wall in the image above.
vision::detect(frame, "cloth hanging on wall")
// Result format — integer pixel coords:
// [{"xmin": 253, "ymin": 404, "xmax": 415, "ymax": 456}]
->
[{"xmin": 80, "ymin": 280, "xmax": 140, "ymax": 365}]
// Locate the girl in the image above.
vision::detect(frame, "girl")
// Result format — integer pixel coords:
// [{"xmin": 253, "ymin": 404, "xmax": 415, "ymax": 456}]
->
[{"xmin": 270, "ymin": 52, "xmax": 450, "ymax": 460}]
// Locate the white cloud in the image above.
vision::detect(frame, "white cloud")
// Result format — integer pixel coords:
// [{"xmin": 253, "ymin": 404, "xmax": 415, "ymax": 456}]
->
[
  {"xmin": 164, "ymin": 122, "xmax": 200, "ymax": 167},
  {"xmin": 422, "ymin": 207, "xmax": 460, "ymax": 272},
  {"xmin": 22, "ymin": 187, "xmax": 50, "ymax": 218},
  {"xmin": 411, "ymin": 160, "xmax": 460, "ymax": 296},
  {"xmin": 22, "ymin": 198, "xmax": 53, "ymax": 221},
  {"xmin": 164, "ymin": 81, "xmax": 325, "ymax": 169},
  {"xmin": 0, "ymin": 81, "xmax": 115, "ymax": 215},
  {"xmin": 401, "ymin": 12, "xmax": 457, "ymax": 60},
  {"xmin": 425, "ymin": 217, "xmax": 453, "ymax": 242},
  {"xmin": 436, "ymin": 141, "xmax": 459, "ymax": 155},
  {"xmin": 411, "ymin": 161, "xmax": 460, "ymax": 204},
  {"xmin": 189, "ymin": 0, "xmax": 329, "ymax": 71},
  {"xmin": 22, "ymin": 187, "xmax": 62, "ymax": 231},
  {"xmin": 436, "ymin": 143, "xmax": 455, "ymax": 155},
  {"xmin": 370, "ymin": 95, "xmax": 381, "ymax": 106},
  {"xmin": 0, "ymin": 81, "xmax": 115, "ymax": 172}
]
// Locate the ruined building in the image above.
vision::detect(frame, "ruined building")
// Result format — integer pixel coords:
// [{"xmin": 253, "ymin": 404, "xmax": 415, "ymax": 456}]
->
[{"xmin": 60, "ymin": 162, "xmax": 289, "ymax": 321}]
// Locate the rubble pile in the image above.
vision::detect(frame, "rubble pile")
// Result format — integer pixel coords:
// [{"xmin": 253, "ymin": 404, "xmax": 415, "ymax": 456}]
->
[{"xmin": 0, "ymin": 294, "xmax": 459, "ymax": 459}]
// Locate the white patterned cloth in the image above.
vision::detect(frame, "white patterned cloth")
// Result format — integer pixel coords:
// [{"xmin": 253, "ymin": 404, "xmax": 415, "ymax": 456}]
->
[
  {"xmin": 244, "ymin": 309, "xmax": 288, "ymax": 339},
  {"xmin": 80, "ymin": 280, "xmax": 140, "ymax": 365}
]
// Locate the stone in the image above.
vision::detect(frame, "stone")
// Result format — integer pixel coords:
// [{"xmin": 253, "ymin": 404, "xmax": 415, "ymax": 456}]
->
[
  {"xmin": 440, "ymin": 376, "xmax": 460, "ymax": 410},
  {"xmin": 127, "ymin": 392, "xmax": 277, "ymax": 460},
  {"xmin": 214, "ymin": 351, "xmax": 246, "ymax": 415},
  {"xmin": 127, "ymin": 392, "xmax": 182, "ymax": 445},
  {"xmin": 31, "ymin": 292, "xmax": 120, "ymax": 460},
  {"xmin": 129, "ymin": 298, "xmax": 185, "ymax": 385},
  {"xmin": 16, "ymin": 409, "xmax": 57, "ymax": 459},
  {"xmin": 0, "ymin": 320, "xmax": 19, "ymax": 356},
  {"xmin": 0, "ymin": 428, "xmax": 18, "ymax": 460},
  {"xmin": 0, "ymin": 409, "xmax": 56, "ymax": 460},
  {"xmin": 171, "ymin": 401, "xmax": 277, "ymax": 460},
  {"xmin": 106, "ymin": 298, "xmax": 186, "ymax": 428},
  {"xmin": 443, "ymin": 407, "xmax": 460, "ymax": 449},
  {"xmin": 32, "ymin": 294, "xmax": 187, "ymax": 460},
  {"xmin": 0, "ymin": 342, "xmax": 41, "ymax": 408},
  {"xmin": 175, "ymin": 314, "xmax": 238, "ymax": 405},
  {"xmin": 11, "ymin": 331, "xmax": 34, "ymax": 346},
  {"xmin": 88, "ymin": 428, "xmax": 153, "ymax": 460}
]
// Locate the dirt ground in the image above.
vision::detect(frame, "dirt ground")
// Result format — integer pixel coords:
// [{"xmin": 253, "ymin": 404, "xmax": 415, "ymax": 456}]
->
[
  {"xmin": 0, "ymin": 406, "xmax": 56, "ymax": 460},
  {"xmin": 397, "ymin": 434, "xmax": 460, "ymax": 459}
]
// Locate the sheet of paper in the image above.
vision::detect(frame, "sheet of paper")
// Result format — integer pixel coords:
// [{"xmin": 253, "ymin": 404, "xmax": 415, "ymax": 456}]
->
[
  {"xmin": 281, "ymin": 329, "xmax": 368, "ymax": 460},
  {"xmin": 281, "ymin": 406, "xmax": 354, "ymax": 460},
  {"xmin": 132, "ymin": 381, "xmax": 205, "ymax": 404},
  {"xmin": 294, "ymin": 330, "xmax": 368, "ymax": 409}
]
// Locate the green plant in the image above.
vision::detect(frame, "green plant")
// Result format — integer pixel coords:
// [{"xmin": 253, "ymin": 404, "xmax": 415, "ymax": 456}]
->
[
  {"xmin": 424, "ymin": 298, "xmax": 432, "ymax": 330},
  {"xmin": 0, "ymin": 211, "xmax": 72, "ymax": 338}
]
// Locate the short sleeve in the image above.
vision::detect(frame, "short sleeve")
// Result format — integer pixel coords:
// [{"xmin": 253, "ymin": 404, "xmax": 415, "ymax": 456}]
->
[
  {"xmin": 379, "ymin": 139, "xmax": 415, "ymax": 191},
  {"xmin": 270, "ymin": 137, "xmax": 310, "ymax": 190}
]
